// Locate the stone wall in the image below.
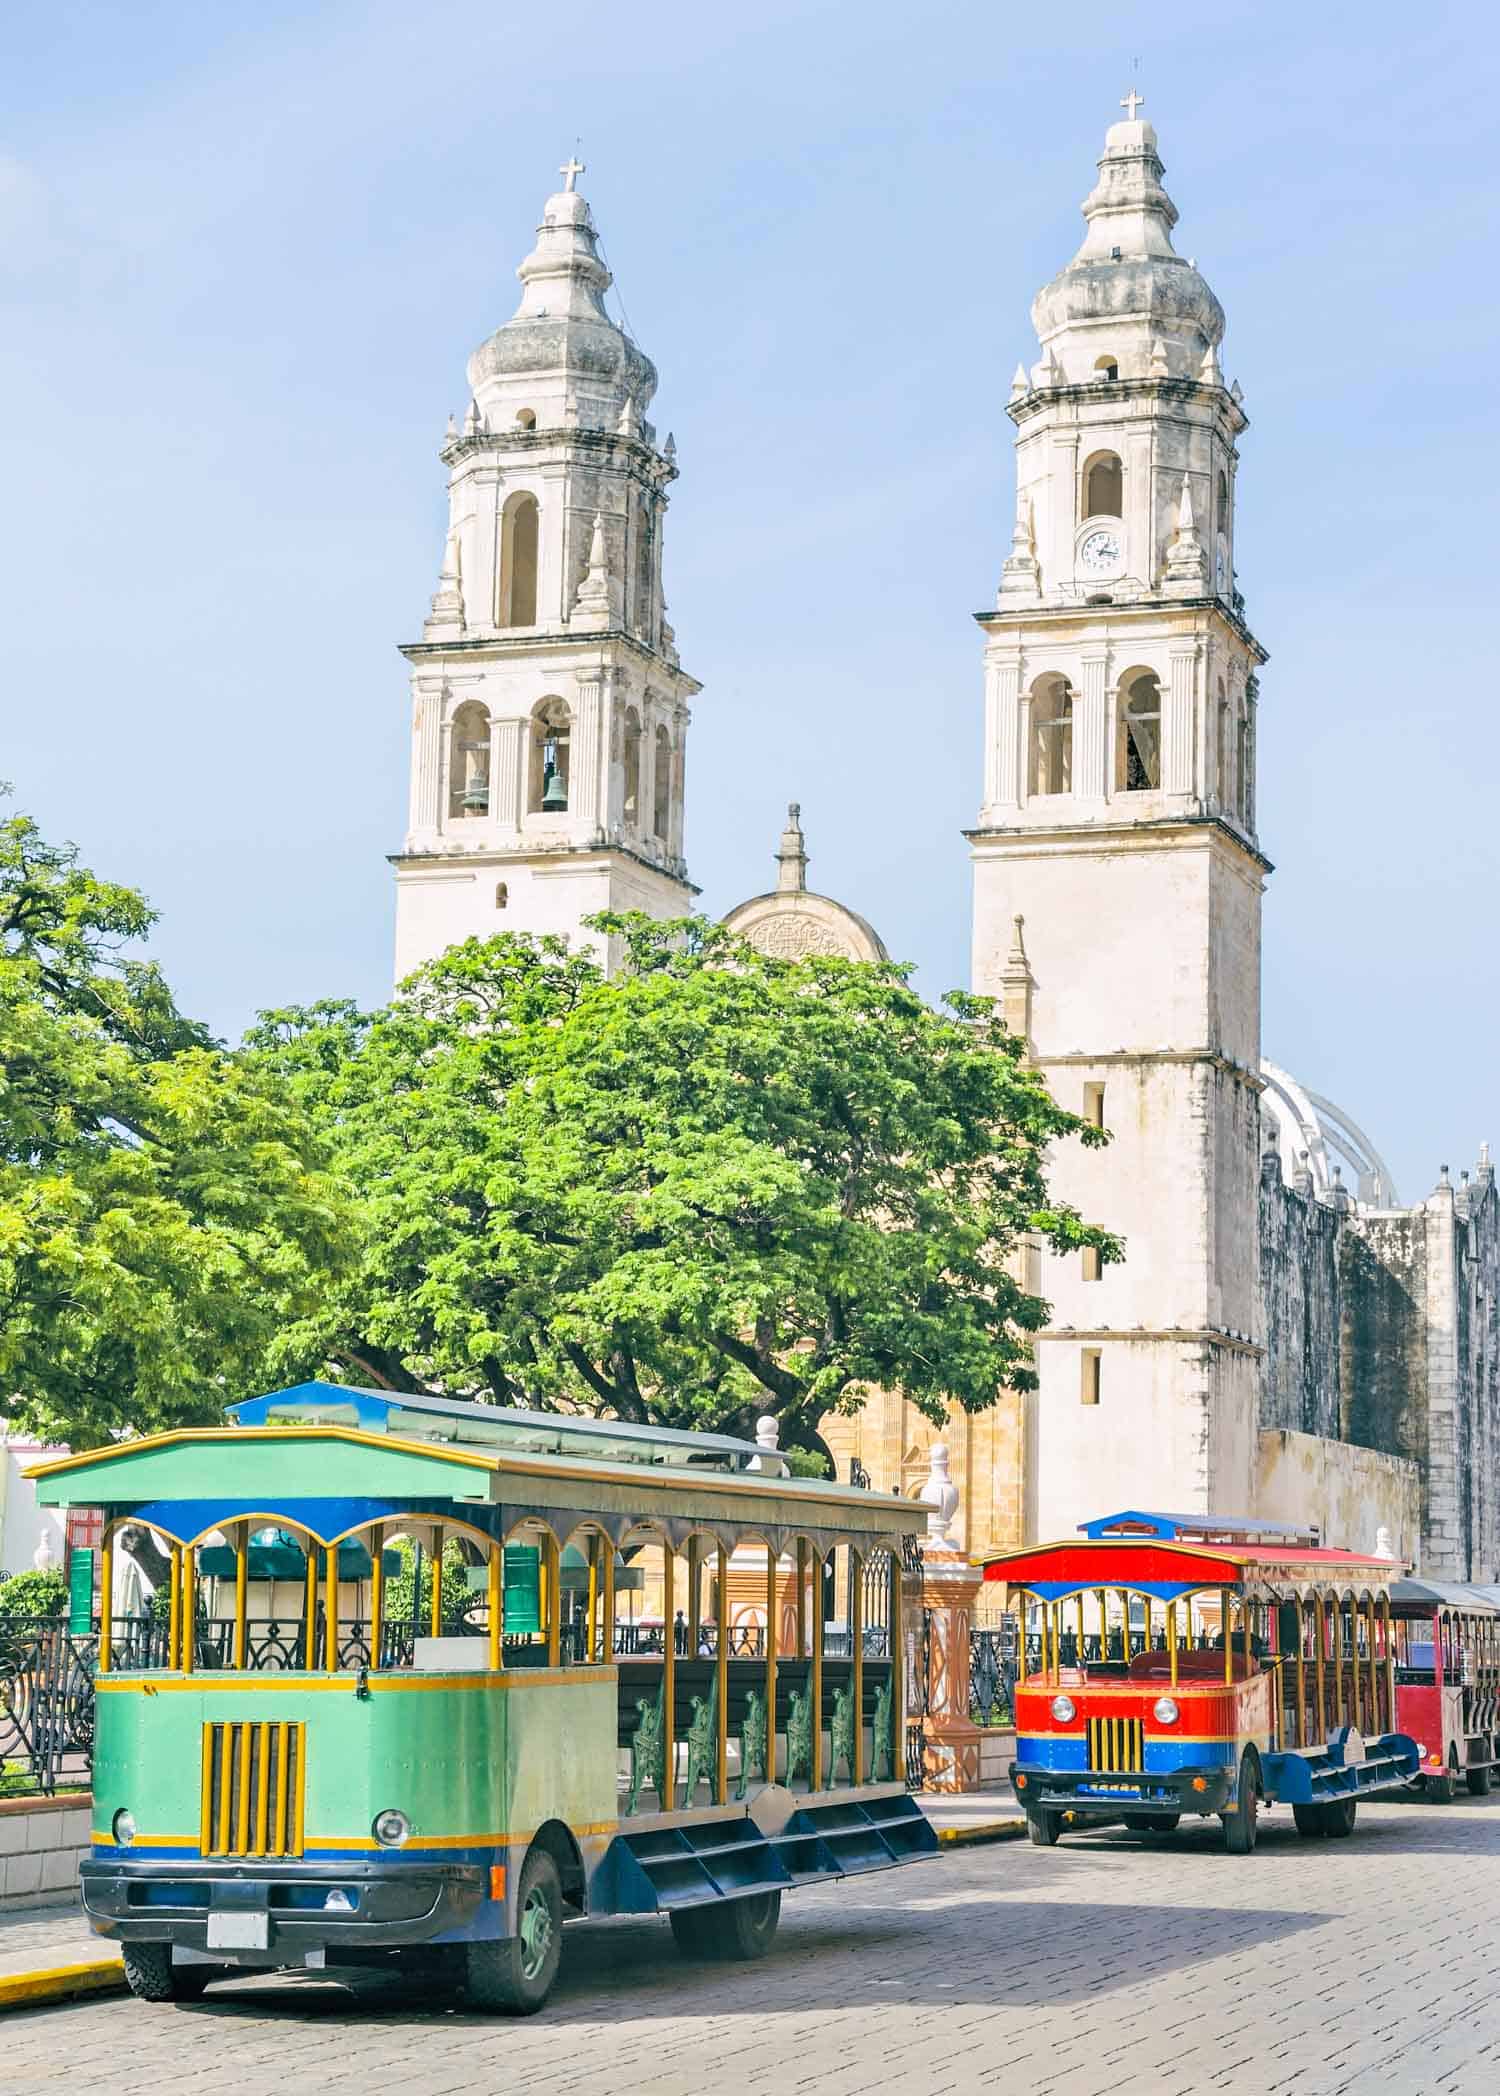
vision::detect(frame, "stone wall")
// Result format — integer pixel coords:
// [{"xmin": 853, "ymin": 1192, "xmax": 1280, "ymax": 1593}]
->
[
  {"xmin": 1255, "ymin": 1428, "xmax": 1420, "ymax": 1564},
  {"xmin": 0, "ymin": 1793, "xmax": 90, "ymax": 1908},
  {"xmin": 1259, "ymin": 1152, "xmax": 1342, "ymax": 1439}
]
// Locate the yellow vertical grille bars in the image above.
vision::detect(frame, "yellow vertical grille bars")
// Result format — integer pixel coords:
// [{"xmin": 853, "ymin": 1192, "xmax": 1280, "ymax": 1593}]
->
[
  {"xmin": 1087, "ymin": 1715, "xmax": 1144, "ymax": 1773},
  {"xmin": 201, "ymin": 1722, "xmax": 305, "ymax": 1859}
]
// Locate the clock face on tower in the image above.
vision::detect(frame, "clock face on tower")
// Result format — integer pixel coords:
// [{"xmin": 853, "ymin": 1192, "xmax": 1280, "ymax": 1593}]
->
[{"xmin": 1078, "ymin": 528, "xmax": 1122, "ymax": 575}]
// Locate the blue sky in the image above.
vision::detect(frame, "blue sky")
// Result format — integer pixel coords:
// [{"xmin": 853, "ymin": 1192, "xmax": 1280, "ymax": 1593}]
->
[{"xmin": 2, "ymin": 0, "xmax": 1493, "ymax": 1203}]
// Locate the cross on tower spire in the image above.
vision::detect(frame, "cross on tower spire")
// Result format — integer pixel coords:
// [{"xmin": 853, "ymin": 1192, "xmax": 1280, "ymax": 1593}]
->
[
  {"xmin": 1120, "ymin": 89, "xmax": 1145, "ymax": 121},
  {"xmin": 559, "ymin": 155, "xmax": 585, "ymax": 192}
]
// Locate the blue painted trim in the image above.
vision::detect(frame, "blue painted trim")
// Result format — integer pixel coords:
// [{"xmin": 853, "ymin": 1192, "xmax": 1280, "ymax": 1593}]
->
[{"xmin": 1023, "ymin": 1577, "xmax": 1204, "ymax": 1602}]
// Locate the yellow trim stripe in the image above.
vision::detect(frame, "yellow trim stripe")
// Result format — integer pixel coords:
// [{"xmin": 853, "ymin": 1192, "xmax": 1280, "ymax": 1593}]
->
[
  {"xmin": 22, "ymin": 1423, "xmax": 496, "ymax": 1481},
  {"xmin": 0, "ymin": 1960, "xmax": 124, "ymax": 2011},
  {"xmin": 96, "ymin": 1666, "xmax": 609, "ymax": 1695}
]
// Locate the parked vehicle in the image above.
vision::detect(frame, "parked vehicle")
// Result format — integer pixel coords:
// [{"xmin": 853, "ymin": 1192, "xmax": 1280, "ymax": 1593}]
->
[
  {"xmin": 1389, "ymin": 1577, "xmax": 1500, "ymax": 1800},
  {"xmin": 28, "ymin": 1383, "xmax": 936, "ymax": 2012},
  {"xmin": 981, "ymin": 1509, "xmax": 1420, "ymax": 1853}
]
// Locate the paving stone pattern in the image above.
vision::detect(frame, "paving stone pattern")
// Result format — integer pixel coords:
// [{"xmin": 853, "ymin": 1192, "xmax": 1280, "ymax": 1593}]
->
[{"xmin": 3, "ymin": 1796, "xmax": 1498, "ymax": 2094}]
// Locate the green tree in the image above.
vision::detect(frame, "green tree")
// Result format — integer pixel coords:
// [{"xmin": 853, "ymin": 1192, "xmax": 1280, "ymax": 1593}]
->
[
  {"xmin": 249, "ymin": 914, "xmax": 1118, "ymax": 1444},
  {"xmin": 0, "ymin": 796, "xmax": 353, "ymax": 1449}
]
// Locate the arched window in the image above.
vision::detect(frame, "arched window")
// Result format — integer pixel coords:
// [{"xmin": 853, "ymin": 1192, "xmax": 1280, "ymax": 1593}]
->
[
  {"xmin": 447, "ymin": 701, "xmax": 491, "ymax": 820},
  {"xmin": 529, "ymin": 697, "xmax": 570, "ymax": 814},
  {"xmin": 1030, "ymin": 676, "xmax": 1073, "ymax": 796},
  {"xmin": 1117, "ymin": 671, "xmax": 1162, "ymax": 792},
  {"xmin": 515, "ymin": 409, "xmax": 536, "ymax": 431},
  {"xmin": 1094, "ymin": 355, "xmax": 1120, "ymax": 383},
  {"xmin": 622, "ymin": 708, "xmax": 642, "ymax": 825},
  {"xmin": 653, "ymin": 724, "xmax": 671, "ymax": 838},
  {"xmin": 1236, "ymin": 710, "xmax": 1250, "ymax": 822},
  {"xmin": 495, "ymin": 881, "xmax": 508, "ymax": 909},
  {"xmin": 498, "ymin": 493, "xmax": 539, "ymax": 627},
  {"xmin": 1083, "ymin": 451, "xmax": 1123, "ymax": 520},
  {"xmin": 1217, "ymin": 469, "xmax": 1229, "ymax": 521},
  {"xmin": 636, "ymin": 508, "xmax": 655, "ymax": 639}
]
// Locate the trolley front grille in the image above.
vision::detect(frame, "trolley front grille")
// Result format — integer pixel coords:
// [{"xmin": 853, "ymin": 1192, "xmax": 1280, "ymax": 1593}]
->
[
  {"xmin": 200, "ymin": 1721, "xmax": 305, "ymax": 1858},
  {"xmin": 1087, "ymin": 1715, "xmax": 1144, "ymax": 1773}
]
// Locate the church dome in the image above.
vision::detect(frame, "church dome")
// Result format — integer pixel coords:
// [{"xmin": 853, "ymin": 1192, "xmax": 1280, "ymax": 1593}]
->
[
  {"xmin": 1030, "ymin": 114, "xmax": 1225, "ymax": 377},
  {"xmin": 467, "ymin": 178, "xmax": 657, "ymax": 421},
  {"xmin": 722, "ymin": 805, "xmax": 889, "ymax": 964}
]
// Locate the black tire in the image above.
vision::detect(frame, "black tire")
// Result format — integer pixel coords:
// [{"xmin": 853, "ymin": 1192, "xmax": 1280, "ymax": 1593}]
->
[
  {"xmin": 1026, "ymin": 1808, "xmax": 1061, "ymax": 1847},
  {"xmin": 1223, "ymin": 1753, "xmax": 1259, "ymax": 1855},
  {"xmin": 465, "ymin": 1847, "xmax": 563, "ymax": 2014},
  {"xmin": 1292, "ymin": 1803, "xmax": 1325, "ymax": 1837},
  {"xmin": 1321, "ymin": 1796, "xmax": 1357, "ymax": 1837},
  {"xmin": 1427, "ymin": 1757, "xmax": 1458, "ymax": 1805},
  {"xmin": 671, "ymin": 1890, "xmax": 781, "ymax": 1963},
  {"xmin": 121, "ymin": 1944, "xmax": 214, "ymax": 2004},
  {"xmin": 1467, "ymin": 1763, "xmax": 1494, "ymax": 1796}
]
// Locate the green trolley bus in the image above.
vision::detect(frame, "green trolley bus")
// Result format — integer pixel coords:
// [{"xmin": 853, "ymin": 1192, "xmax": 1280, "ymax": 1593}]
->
[{"xmin": 30, "ymin": 1382, "xmax": 935, "ymax": 2013}]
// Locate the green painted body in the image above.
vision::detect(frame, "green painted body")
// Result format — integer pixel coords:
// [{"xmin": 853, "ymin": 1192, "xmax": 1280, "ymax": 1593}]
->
[{"xmin": 94, "ymin": 1672, "xmax": 618, "ymax": 1856}]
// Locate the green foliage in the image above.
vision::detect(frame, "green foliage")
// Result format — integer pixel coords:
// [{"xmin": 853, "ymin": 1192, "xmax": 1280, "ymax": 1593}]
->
[
  {"xmin": 783, "ymin": 1447, "xmax": 832, "ymax": 1481},
  {"xmin": 0, "ymin": 1566, "xmax": 68, "ymax": 1617},
  {"xmin": 0, "ymin": 793, "xmax": 355, "ymax": 1446},
  {"xmin": 383, "ymin": 1537, "xmax": 475, "ymax": 1633},
  {"xmin": 247, "ymin": 914, "xmax": 1118, "ymax": 1440}
]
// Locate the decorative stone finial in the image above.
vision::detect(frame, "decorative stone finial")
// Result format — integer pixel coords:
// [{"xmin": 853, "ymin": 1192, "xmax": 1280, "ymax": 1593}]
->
[
  {"xmin": 748, "ymin": 1415, "xmax": 788, "ymax": 1477},
  {"xmin": 918, "ymin": 1443, "xmax": 961, "ymax": 1549},
  {"xmin": 425, "ymin": 527, "xmax": 467, "ymax": 636},
  {"xmin": 616, "ymin": 394, "xmax": 641, "ymax": 438},
  {"xmin": 1199, "ymin": 343, "xmax": 1223, "ymax": 388},
  {"xmin": 444, "ymin": 411, "xmax": 459, "ymax": 441},
  {"xmin": 664, "ymin": 431, "xmax": 677, "ymax": 462},
  {"xmin": 464, "ymin": 398, "xmax": 481, "ymax": 437},
  {"xmin": 571, "ymin": 511, "xmax": 612, "ymax": 629},
  {"xmin": 775, "ymin": 803, "xmax": 808, "ymax": 894},
  {"xmin": 32, "ymin": 1527, "xmax": 55, "ymax": 1571},
  {"xmin": 1479, "ymin": 1141, "xmax": 1493, "ymax": 1182},
  {"xmin": 1161, "ymin": 474, "xmax": 1208, "ymax": 596},
  {"xmin": 998, "ymin": 486, "xmax": 1042, "ymax": 602},
  {"xmin": 1009, "ymin": 361, "xmax": 1029, "ymax": 400}
]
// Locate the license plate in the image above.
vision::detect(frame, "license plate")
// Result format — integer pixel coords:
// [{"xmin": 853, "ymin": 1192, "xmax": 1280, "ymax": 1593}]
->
[{"xmin": 207, "ymin": 1911, "xmax": 270, "ymax": 1950}]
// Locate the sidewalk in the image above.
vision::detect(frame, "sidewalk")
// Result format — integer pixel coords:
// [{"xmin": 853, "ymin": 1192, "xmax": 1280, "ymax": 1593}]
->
[
  {"xmin": 0, "ymin": 1896, "xmax": 121, "ymax": 2008},
  {"xmin": 918, "ymin": 1786, "xmax": 1024, "ymax": 1847}
]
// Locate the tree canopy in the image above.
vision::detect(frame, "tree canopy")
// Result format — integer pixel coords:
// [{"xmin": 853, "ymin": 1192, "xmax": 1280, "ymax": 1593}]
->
[
  {"xmin": 248, "ymin": 915, "xmax": 1118, "ymax": 1444},
  {"xmin": 0, "ymin": 797, "xmax": 352, "ymax": 1447}
]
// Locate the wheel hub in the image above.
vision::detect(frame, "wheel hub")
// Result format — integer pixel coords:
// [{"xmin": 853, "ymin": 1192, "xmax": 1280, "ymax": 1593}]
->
[{"xmin": 519, "ymin": 1886, "xmax": 553, "ymax": 1979}]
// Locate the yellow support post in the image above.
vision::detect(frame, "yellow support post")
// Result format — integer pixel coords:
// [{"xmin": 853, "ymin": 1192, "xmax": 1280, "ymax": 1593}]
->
[
  {"xmin": 889, "ymin": 1549, "xmax": 904, "ymax": 1780},
  {"xmin": 687, "ymin": 1536, "xmax": 701, "ymax": 1659},
  {"xmin": 1168, "ymin": 1601, "xmax": 1178, "ymax": 1689},
  {"xmin": 487, "ymin": 1541, "xmax": 502, "ymax": 1671},
  {"xmin": 181, "ymin": 1547, "xmax": 196, "ymax": 1675},
  {"xmin": 167, "ymin": 1544, "xmax": 182, "ymax": 1671},
  {"xmin": 765, "ymin": 1550, "xmax": 780, "ymax": 1784},
  {"xmin": 324, "ymin": 1544, "xmax": 338, "ymax": 1671},
  {"xmin": 545, "ymin": 1533, "xmax": 561, "ymax": 1669},
  {"xmin": 233, "ymin": 1521, "xmax": 249, "ymax": 1671},
  {"xmin": 1314, "ymin": 1592, "xmax": 1328, "ymax": 1740},
  {"xmin": 1222, "ymin": 1588, "xmax": 1233, "ymax": 1685},
  {"xmin": 1295, "ymin": 1596, "xmax": 1307, "ymax": 1748},
  {"xmin": 851, "ymin": 1546, "xmax": 865, "ymax": 1789},
  {"xmin": 796, "ymin": 1539, "xmax": 809, "ymax": 1661},
  {"xmin": 370, "ymin": 1523, "xmax": 386, "ymax": 1671},
  {"xmin": 303, "ymin": 1544, "xmax": 317, "ymax": 1673},
  {"xmin": 98, "ymin": 1525, "xmax": 113, "ymax": 1676},
  {"xmin": 811, "ymin": 1547, "xmax": 825, "ymax": 1792},
  {"xmin": 716, "ymin": 1544, "xmax": 730, "ymax": 1805},
  {"xmin": 587, "ymin": 1534, "xmax": 601, "ymax": 1663},
  {"xmin": 603, "ymin": 1540, "xmax": 617, "ymax": 1664},
  {"xmin": 199, "ymin": 1724, "xmax": 214, "ymax": 1854},
  {"xmin": 429, "ymin": 1526, "xmax": 444, "ymax": 1641},
  {"xmin": 661, "ymin": 1539, "xmax": 676, "ymax": 1810}
]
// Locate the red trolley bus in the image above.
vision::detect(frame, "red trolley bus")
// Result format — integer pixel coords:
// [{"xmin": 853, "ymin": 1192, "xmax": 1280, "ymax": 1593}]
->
[
  {"xmin": 1389, "ymin": 1578, "xmax": 1500, "ymax": 1801},
  {"xmin": 981, "ymin": 1511, "xmax": 1420, "ymax": 1853}
]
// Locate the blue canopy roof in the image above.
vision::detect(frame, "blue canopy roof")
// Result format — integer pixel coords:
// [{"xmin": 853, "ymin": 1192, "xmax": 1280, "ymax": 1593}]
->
[{"xmin": 1078, "ymin": 1509, "xmax": 1320, "ymax": 1543}]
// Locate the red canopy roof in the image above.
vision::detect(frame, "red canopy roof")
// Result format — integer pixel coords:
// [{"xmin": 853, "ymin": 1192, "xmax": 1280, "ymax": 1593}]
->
[{"xmin": 979, "ymin": 1536, "xmax": 1405, "ymax": 1596}]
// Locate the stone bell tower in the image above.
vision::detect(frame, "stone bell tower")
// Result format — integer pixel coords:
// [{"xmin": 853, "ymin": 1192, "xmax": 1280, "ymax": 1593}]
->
[
  {"xmin": 968, "ymin": 100, "xmax": 1271, "ymax": 1538},
  {"xmin": 391, "ymin": 161, "xmax": 700, "ymax": 981}
]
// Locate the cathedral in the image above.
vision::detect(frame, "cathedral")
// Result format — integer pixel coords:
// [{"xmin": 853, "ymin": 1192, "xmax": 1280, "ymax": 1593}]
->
[{"xmin": 389, "ymin": 113, "xmax": 1500, "ymax": 1582}]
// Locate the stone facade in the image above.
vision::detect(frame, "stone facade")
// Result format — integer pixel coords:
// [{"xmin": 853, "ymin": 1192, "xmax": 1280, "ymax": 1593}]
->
[{"xmin": 391, "ymin": 164, "xmax": 700, "ymax": 982}]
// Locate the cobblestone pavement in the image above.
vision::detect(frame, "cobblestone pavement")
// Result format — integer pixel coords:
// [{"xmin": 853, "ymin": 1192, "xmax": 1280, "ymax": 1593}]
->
[{"xmin": 4, "ymin": 1796, "xmax": 1498, "ymax": 2095}]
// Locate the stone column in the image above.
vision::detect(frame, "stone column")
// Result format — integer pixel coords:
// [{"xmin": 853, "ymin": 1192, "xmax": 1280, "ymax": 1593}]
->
[
  {"xmin": 409, "ymin": 685, "xmax": 444, "ymax": 836},
  {"xmin": 915, "ymin": 1444, "xmax": 984, "ymax": 1793},
  {"xmin": 1074, "ymin": 651, "xmax": 1110, "ymax": 800},
  {"xmin": 572, "ymin": 667, "xmax": 606, "ymax": 834},
  {"xmin": 491, "ymin": 716, "xmax": 524, "ymax": 833},
  {"xmin": 1166, "ymin": 640, "xmax": 1198, "ymax": 798}
]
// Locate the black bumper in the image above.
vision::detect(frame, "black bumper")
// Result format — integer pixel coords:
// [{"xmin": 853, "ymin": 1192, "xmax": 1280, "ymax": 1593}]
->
[
  {"xmin": 1010, "ymin": 1761, "xmax": 1232, "ymax": 1816},
  {"xmin": 79, "ymin": 1855, "xmax": 485, "ymax": 1964}
]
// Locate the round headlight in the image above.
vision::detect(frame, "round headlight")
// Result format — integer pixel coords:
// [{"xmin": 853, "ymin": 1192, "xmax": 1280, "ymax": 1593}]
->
[
  {"xmin": 372, "ymin": 1809, "xmax": 411, "ymax": 1849},
  {"xmin": 112, "ymin": 1808, "xmax": 136, "ymax": 1848},
  {"xmin": 1050, "ymin": 1694, "xmax": 1076, "ymax": 1723},
  {"xmin": 1153, "ymin": 1696, "xmax": 1180, "ymax": 1725}
]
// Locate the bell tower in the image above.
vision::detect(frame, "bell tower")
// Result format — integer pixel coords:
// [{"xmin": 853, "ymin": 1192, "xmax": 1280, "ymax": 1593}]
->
[
  {"xmin": 969, "ymin": 102, "xmax": 1271, "ymax": 1536},
  {"xmin": 391, "ymin": 162, "xmax": 700, "ymax": 981}
]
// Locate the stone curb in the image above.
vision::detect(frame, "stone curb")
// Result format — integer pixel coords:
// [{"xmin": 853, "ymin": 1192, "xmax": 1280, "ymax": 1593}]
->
[
  {"xmin": 934, "ymin": 1818, "xmax": 1026, "ymax": 1848},
  {"xmin": 0, "ymin": 1957, "xmax": 125, "ymax": 2012}
]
